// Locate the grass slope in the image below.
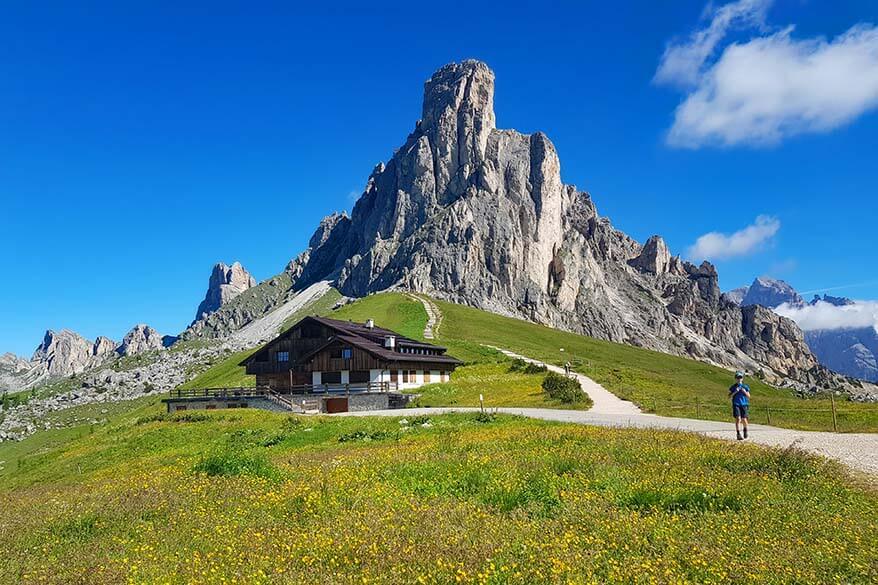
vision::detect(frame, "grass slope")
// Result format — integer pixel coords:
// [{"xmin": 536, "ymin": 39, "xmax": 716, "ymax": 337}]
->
[
  {"xmin": 181, "ymin": 291, "xmax": 878, "ymax": 431},
  {"xmin": 328, "ymin": 295, "xmax": 590, "ymax": 409},
  {"xmin": 431, "ymin": 298, "xmax": 878, "ymax": 432},
  {"xmin": 1, "ymin": 406, "xmax": 876, "ymax": 584}
]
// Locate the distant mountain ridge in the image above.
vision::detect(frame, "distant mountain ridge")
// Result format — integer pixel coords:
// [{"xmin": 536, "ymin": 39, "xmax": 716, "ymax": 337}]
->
[
  {"xmin": 726, "ymin": 277, "xmax": 878, "ymax": 382},
  {"xmin": 0, "ymin": 260, "xmax": 257, "ymax": 393},
  {"xmin": 742, "ymin": 277, "xmax": 804, "ymax": 308}
]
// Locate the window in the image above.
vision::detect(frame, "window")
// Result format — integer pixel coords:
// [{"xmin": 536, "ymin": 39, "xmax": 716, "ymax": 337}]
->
[
  {"xmin": 403, "ymin": 370, "xmax": 409, "ymax": 383},
  {"xmin": 322, "ymin": 371, "xmax": 342, "ymax": 384},
  {"xmin": 350, "ymin": 370, "xmax": 370, "ymax": 383},
  {"xmin": 342, "ymin": 347, "xmax": 353, "ymax": 360},
  {"xmin": 276, "ymin": 351, "xmax": 289, "ymax": 362}
]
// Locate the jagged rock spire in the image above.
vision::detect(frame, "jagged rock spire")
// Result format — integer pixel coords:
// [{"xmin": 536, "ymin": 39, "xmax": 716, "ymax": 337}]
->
[
  {"xmin": 420, "ymin": 60, "xmax": 496, "ymax": 197},
  {"xmin": 194, "ymin": 262, "xmax": 256, "ymax": 321}
]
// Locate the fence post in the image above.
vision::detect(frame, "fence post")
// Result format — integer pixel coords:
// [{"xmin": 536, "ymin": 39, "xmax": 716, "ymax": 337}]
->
[
  {"xmin": 766, "ymin": 406, "xmax": 771, "ymax": 425},
  {"xmin": 830, "ymin": 393, "xmax": 838, "ymax": 433},
  {"xmin": 695, "ymin": 397, "xmax": 700, "ymax": 418}
]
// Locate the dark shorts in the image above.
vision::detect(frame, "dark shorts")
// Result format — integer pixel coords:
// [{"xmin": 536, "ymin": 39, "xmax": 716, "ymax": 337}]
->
[{"xmin": 733, "ymin": 404, "xmax": 749, "ymax": 419}]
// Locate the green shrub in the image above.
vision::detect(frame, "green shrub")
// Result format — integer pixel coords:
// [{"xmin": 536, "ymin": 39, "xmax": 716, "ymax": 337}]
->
[
  {"xmin": 338, "ymin": 429, "xmax": 398, "ymax": 443},
  {"xmin": 474, "ymin": 411, "xmax": 498, "ymax": 423},
  {"xmin": 193, "ymin": 449, "xmax": 278, "ymax": 479},
  {"xmin": 541, "ymin": 372, "xmax": 583, "ymax": 404},
  {"xmin": 508, "ymin": 359, "xmax": 547, "ymax": 374},
  {"xmin": 508, "ymin": 358, "xmax": 528, "ymax": 372}
]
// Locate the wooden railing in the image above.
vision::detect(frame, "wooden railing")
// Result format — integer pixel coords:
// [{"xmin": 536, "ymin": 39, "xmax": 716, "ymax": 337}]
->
[
  {"xmin": 167, "ymin": 382, "xmax": 398, "ymax": 400},
  {"xmin": 168, "ymin": 387, "xmax": 269, "ymax": 399},
  {"xmin": 277, "ymin": 381, "xmax": 398, "ymax": 395}
]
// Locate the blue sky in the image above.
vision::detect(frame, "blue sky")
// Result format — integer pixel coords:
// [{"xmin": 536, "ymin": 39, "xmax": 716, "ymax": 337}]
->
[{"xmin": 2, "ymin": 0, "xmax": 877, "ymax": 356}]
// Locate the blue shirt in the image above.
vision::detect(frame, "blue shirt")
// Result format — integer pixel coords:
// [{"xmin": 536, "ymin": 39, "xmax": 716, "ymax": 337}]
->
[{"xmin": 729, "ymin": 383, "xmax": 750, "ymax": 406}]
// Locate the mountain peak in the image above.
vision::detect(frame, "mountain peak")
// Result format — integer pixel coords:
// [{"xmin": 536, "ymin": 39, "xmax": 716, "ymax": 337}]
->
[
  {"xmin": 743, "ymin": 277, "xmax": 804, "ymax": 308},
  {"xmin": 421, "ymin": 60, "xmax": 495, "ymax": 132},
  {"xmin": 194, "ymin": 262, "xmax": 256, "ymax": 322}
]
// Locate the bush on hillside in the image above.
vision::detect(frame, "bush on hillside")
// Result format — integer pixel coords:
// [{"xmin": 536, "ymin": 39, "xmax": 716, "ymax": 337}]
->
[
  {"xmin": 509, "ymin": 359, "xmax": 548, "ymax": 375},
  {"xmin": 542, "ymin": 372, "xmax": 583, "ymax": 404}
]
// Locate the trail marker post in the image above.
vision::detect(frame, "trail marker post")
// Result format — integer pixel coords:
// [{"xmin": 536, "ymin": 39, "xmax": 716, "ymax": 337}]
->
[{"xmin": 830, "ymin": 393, "xmax": 838, "ymax": 432}]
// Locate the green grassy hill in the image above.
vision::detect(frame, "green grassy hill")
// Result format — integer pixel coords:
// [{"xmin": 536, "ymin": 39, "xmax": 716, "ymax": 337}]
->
[
  {"xmin": 1, "ymin": 405, "xmax": 876, "ymax": 584},
  {"xmin": 3, "ymin": 292, "xmax": 878, "ymax": 583},
  {"xmin": 180, "ymin": 291, "xmax": 878, "ymax": 432}
]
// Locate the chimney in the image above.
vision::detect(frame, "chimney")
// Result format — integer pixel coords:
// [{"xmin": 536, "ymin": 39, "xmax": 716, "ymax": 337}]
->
[
  {"xmin": 365, "ymin": 319, "xmax": 374, "ymax": 329},
  {"xmin": 384, "ymin": 335, "xmax": 396, "ymax": 349}
]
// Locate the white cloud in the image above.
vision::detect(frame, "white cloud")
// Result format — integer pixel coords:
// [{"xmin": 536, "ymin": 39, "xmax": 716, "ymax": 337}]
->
[
  {"xmin": 687, "ymin": 215, "xmax": 780, "ymax": 260},
  {"xmin": 775, "ymin": 300, "xmax": 878, "ymax": 332},
  {"xmin": 657, "ymin": 2, "xmax": 878, "ymax": 147},
  {"xmin": 655, "ymin": 0, "xmax": 772, "ymax": 88}
]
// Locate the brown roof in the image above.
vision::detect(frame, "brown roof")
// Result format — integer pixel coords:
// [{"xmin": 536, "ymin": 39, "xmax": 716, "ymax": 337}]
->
[
  {"xmin": 245, "ymin": 316, "xmax": 462, "ymax": 367},
  {"xmin": 307, "ymin": 317, "xmax": 461, "ymax": 365}
]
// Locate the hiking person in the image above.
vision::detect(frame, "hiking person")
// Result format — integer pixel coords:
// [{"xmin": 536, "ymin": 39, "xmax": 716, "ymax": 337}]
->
[
  {"xmin": 729, "ymin": 371, "xmax": 750, "ymax": 440},
  {"xmin": 564, "ymin": 362, "xmax": 571, "ymax": 376}
]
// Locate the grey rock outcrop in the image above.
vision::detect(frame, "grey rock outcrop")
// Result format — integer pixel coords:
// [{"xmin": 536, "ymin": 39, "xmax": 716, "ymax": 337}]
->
[
  {"xmin": 628, "ymin": 236, "xmax": 680, "ymax": 275},
  {"xmin": 182, "ymin": 271, "xmax": 298, "ymax": 340},
  {"xmin": 724, "ymin": 287, "xmax": 749, "ymax": 306},
  {"xmin": 282, "ymin": 59, "xmax": 832, "ymax": 387},
  {"xmin": 194, "ymin": 262, "xmax": 256, "ymax": 321},
  {"xmin": 92, "ymin": 336, "xmax": 117, "ymax": 357},
  {"xmin": 0, "ymin": 353, "xmax": 34, "ymax": 392},
  {"xmin": 118, "ymin": 325, "xmax": 163, "ymax": 356},
  {"xmin": 32, "ymin": 330, "xmax": 95, "ymax": 377}
]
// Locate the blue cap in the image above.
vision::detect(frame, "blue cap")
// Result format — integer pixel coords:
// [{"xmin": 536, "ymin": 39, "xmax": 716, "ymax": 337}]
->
[{"xmin": 735, "ymin": 371, "xmax": 744, "ymax": 378}]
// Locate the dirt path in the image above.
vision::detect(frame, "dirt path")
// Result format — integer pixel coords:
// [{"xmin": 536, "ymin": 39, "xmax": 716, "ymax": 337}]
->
[
  {"xmin": 398, "ymin": 294, "xmax": 878, "ymax": 477},
  {"xmin": 407, "ymin": 293, "xmax": 442, "ymax": 339},
  {"xmin": 487, "ymin": 346, "xmax": 643, "ymax": 416}
]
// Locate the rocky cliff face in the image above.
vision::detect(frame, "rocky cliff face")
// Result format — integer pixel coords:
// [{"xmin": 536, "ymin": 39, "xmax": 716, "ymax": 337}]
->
[
  {"xmin": 284, "ymin": 59, "xmax": 831, "ymax": 387},
  {"xmin": 118, "ymin": 324, "xmax": 164, "ymax": 356},
  {"xmin": 0, "ymin": 352, "xmax": 35, "ymax": 392},
  {"xmin": 194, "ymin": 262, "xmax": 256, "ymax": 322},
  {"xmin": 31, "ymin": 330, "xmax": 98, "ymax": 377},
  {"xmin": 93, "ymin": 336, "xmax": 117, "ymax": 357}
]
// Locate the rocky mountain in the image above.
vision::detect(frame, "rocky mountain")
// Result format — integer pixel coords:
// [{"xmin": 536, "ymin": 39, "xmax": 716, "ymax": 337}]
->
[
  {"xmin": 118, "ymin": 324, "xmax": 164, "ymax": 356},
  {"xmin": 741, "ymin": 277, "xmax": 804, "ymax": 308},
  {"xmin": 806, "ymin": 327, "xmax": 878, "ymax": 383},
  {"xmin": 726, "ymin": 283, "xmax": 878, "ymax": 383},
  {"xmin": 282, "ymin": 59, "xmax": 833, "ymax": 387},
  {"xmin": 32, "ymin": 329, "xmax": 100, "ymax": 378},
  {"xmin": 93, "ymin": 336, "xmax": 118, "ymax": 357},
  {"xmin": 0, "ymin": 353, "xmax": 35, "ymax": 392},
  {"xmin": 810, "ymin": 294, "xmax": 855, "ymax": 307},
  {"xmin": 194, "ymin": 262, "xmax": 256, "ymax": 321},
  {"xmin": 183, "ymin": 272, "xmax": 298, "ymax": 340}
]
